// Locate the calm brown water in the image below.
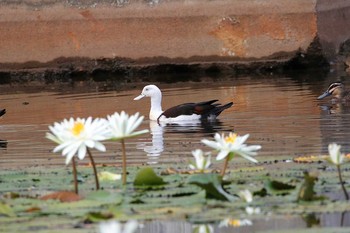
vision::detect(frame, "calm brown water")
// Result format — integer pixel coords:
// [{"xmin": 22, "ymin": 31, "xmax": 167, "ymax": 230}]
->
[
  {"xmin": 2, "ymin": 72, "xmax": 350, "ymax": 232},
  {"xmin": 0, "ymin": 73, "xmax": 349, "ymax": 168}
]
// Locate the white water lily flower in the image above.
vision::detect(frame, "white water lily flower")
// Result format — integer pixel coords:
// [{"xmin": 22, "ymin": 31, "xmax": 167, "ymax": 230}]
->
[
  {"xmin": 328, "ymin": 143, "xmax": 346, "ymax": 165},
  {"xmin": 238, "ymin": 189, "xmax": 253, "ymax": 203},
  {"xmin": 245, "ymin": 206, "xmax": 261, "ymax": 215},
  {"xmin": 201, "ymin": 133, "xmax": 261, "ymax": 162},
  {"xmin": 218, "ymin": 218, "xmax": 253, "ymax": 228},
  {"xmin": 238, "ymin": 189, "xmax": 261, "ymax": 215},
  {"xmin": 46, "ymin": 117, "xmax": 109, "ymax": 165},
  {"xmin": 106, "ymin": 111, "xmax": 149, "ymax": 140},
  {"xmin": 99, "ymin": 220, "xmax": 138, "ymax": 233},
  {"xmin": 189, "ymin": 149, "xmax": 211, "ymax": 171}
]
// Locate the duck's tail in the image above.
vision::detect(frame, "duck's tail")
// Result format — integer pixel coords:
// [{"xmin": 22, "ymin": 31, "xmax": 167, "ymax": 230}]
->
[
  {"xmin": 200, "ymin": 102, "xmax": 233, "ymax": 121},
  {"xmin": 212, "ymin": 102, "xmax": 233, "ymax": 117}
]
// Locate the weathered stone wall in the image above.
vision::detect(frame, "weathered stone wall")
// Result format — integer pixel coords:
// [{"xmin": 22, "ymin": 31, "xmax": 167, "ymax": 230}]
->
[
  {"xmin": 317, "ymin": 0, "xmax": 350, "ymax": 60},
  {"xmin": 0, "ymin": 0, "xmax": 349, "ymax": 72}
]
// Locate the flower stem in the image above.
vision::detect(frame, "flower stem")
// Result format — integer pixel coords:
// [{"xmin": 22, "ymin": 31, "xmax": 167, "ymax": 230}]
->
[
  {"xmin": 121, "ymin": 139, "xmax": 127, "ymax": 185},
  {"xmin": 221, "ymin": 156, "xmax": 230, "ymax": 176},
  {"xmin": 337, "ymin": 164, "xmax": 349, "ymax": 200},
  {"xmin": 87, "ymin": 148, "xmax": 100, "ymax": 190},
  {"xmin": 72, "ymin": 157, "xmax": 78, "ymax": 194}
]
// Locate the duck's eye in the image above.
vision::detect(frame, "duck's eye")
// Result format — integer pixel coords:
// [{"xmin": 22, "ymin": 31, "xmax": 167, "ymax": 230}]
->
[{"xmin": 145, "ymin": 88, "xmax": 148, "ymax": 91}]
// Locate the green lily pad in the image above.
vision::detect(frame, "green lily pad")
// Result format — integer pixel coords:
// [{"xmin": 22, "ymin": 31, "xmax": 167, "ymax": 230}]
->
[
  {"xmin": 133, "ymin": 167, "xmax": 166, "ymax": 186},
  {"xmin": 297, "ymin": 171, "xmax": 320, "ymax": 201},
  {"xmin": 187, "ymin": 173, "xmax": 236, "ymax": 202},
  {"xmin": 265, "ymin": 179, "xmax": 296, "ymax": 195},
  {"xmin": 0, "ymin": 202, "xmax": 16, "ymax": 217},
  {"xmin": 85, "ymin": 211, "xmax": 113, "ymax": 222},
  {"xmin": 85, "ymin": 190, "xmax": 123, "ymax": 204}
]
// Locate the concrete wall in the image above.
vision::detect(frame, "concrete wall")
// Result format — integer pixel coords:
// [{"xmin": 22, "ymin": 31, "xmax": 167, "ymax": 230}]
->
[
  {"xmin": 0, "ymin": 0, "xmax": 349, "ymax": 70},
  {"xmin": 317, "ymin": 0, "xmax": 350, "ymax": 59}
]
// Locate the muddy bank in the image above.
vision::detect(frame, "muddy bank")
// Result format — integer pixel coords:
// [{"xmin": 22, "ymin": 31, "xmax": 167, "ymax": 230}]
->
[{"xmin": 0, "ymin": 37, "xmax": 330, "ymax": 85}]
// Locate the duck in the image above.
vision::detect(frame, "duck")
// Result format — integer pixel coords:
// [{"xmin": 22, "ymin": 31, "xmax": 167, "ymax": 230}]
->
[
  {"xmin": 317, "ymin": 82, "xmax": 350, "ymax": 102},
  {"xmin": 0, "ymin": 109, "xmax": 5, "ymax": 117},
  {"xmin": 134, "ymin": 84, "xmax": 233, "ymax": 123}
]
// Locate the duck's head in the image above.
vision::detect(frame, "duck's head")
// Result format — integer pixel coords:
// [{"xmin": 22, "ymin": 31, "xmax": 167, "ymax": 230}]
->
[
  {"xmin": 317, "ymin": 82, "xmax": 344, "ymax": 100},
  {"xmin": 134, "ymin": 84, "xmax": 162, "ymax": 100}
]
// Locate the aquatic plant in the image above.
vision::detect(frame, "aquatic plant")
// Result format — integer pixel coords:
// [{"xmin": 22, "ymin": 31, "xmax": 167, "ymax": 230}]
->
[
  {"xmin": 218, "ymin": 218, "xmax": 252, "ymax": 227},
  {"xmin": 238, "ymin": 189, "xmax": 253, "ymax": 203},
  {"xmin": 189, "ymin": 149, "xmax": 212, "ymax": 172},
  {"xmin": 238, "ymin": 189, "xmax": 261, "ymax": 215},
  {"xmin": 46, "ymin": 117, "xmax": 109, "ymax": 193},
  {"xmin": 99, "ymin": 220, "xmax": 138, "ymax": 233},
  {"xmin": 201, "ymin": 133, "xmax": 261, "ymax": 176},
  {"xmin": 327, "ymin": 143, "xmax": 349, "ymax": 200},
  {"xmin": 192, "ymin": 224, "xmax": 214, "ymax": 233},
  {"xmin": 98, "ymin": 171, "xmax": 122, "ymax": 181},
  {"xmin": 105, "ymin": 111, "xmax": 149, "ymax": 185}
]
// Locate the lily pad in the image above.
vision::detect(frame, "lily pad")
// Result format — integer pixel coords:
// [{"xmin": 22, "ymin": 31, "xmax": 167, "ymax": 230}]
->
[
  {"xmin": 85, "ymin": 190, "xmax": 123, "ymax": 204},
  {"xmin": 133, "ymin": 167, "xmax": 166, "ymax": 186},
  {"xmin": 40, "ymin": 191, "xmax": 81, "ymax": 202},
  {"xmin": 0, "ymin": 202, "xmax": 16, "ymax": 217},
  {"xmin": 297, "ymin": 171, "xmax": 320, "ymax": 201},
  {"xmin": 265, "ymin": 179, "xmax": 296, "ymax": 195},
  {"xmin": 187, "ymin": 174, "xmax": 236, "ymax": 202}
]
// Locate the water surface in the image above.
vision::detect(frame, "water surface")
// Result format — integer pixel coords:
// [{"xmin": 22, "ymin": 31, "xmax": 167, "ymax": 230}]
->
[
  {"xmin": 2, "ymin": 72, "xmax": 350, "ymax": 232},
  {"xmin": 0, "ymin": 73, "xmax": 349, "ymax": 168}
]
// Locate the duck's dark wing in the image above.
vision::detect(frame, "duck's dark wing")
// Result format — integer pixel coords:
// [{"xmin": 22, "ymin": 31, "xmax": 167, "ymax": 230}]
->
[
  {"xmin": 159, "ymin": 100, "xmax": 233, "ymax": 120},
  {"xmin": 0, "ymin": 109, "xmax": 6, "ymax": 117},
  {"xmin": 159, "ymin": 100, "xmax": 217, "ymax": 119}
]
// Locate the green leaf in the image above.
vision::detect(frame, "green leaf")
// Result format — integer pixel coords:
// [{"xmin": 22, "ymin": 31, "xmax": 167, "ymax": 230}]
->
[
  {"xmin": 85, "ymin": 211, "xmax": 113, "ymax": 222},
  {"xmin": 0, "ymin": 202, "xmax": 16, "ymax": 217},
  {"xmin": 192, "ymin": 224, "xmax": 213, "ymax": 233},
  {"xmin": 265, "ymin": 179, "xmax": 296, "ymax": 195},
  {"xmin": 297, "ymin": 171, "xmax": 318, "ymax": 201},
  {"xmin": 98, "ymin": 171, "xmax": 121, "ymax": 181},
  {"xmin": 133, "ymin": 167, "xmax": 166, "ymax": 186},
  {"xmin": 85, "ymin": 190, "xmax": 123, "ymax": 204},
  {"xmin": 187, "ymin": 174, "xmax": 236, "ymax": 202}
]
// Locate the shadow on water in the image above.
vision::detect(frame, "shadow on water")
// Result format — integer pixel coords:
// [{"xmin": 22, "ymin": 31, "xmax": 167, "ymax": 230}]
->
[{"xmin": 0, "ymin": 139, "xmax": 7, "ymax": 149}]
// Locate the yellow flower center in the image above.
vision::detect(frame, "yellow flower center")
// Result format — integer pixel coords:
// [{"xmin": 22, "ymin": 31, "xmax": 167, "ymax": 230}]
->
[
  {"xmin": 228, "ymin": 219, "xmax": 241, "ymax": 227},
  {"xmin": 225, "ymin": 133, "xmax": 237, "ymax": 144},
  {"xmin": 71, "ymin": 122, "xmax": 84, "ymax": 136}
]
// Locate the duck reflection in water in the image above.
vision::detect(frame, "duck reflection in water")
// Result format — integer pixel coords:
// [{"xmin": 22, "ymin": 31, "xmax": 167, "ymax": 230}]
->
[
  {"xmin": 0, "ymin": 140, "xmax": 7, "ymax": 149},
  {"xmin": 137, "ymin": 119, "xmax": 224, "ymax": 164},
  {"xmin": 137, "ymin": 121, "xmax": 164, "ymax": 164}
]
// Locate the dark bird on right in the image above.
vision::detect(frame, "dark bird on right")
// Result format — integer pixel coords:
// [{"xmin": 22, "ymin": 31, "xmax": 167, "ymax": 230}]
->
[
  {"xmin": 317, "ymin": 82, "xmax": 350, "ymax": 102},
  {"xmin": 0, "ymin": 109, "xmax": 5, "ymax": 117}
]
